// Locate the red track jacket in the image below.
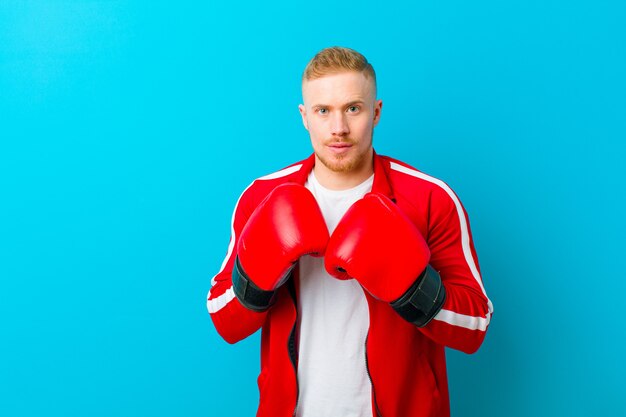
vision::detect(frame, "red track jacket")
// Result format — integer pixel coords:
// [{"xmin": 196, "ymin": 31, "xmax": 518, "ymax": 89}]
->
[{"xmin": 207, "ymin": 152, "xmax": 493, "ymax": 417}]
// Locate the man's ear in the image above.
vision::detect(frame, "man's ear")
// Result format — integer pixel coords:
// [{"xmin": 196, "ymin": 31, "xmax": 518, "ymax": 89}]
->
[
  {"xmin": 298, "ymin": 104, "xmax": 309, "ymax": 130},
  {"xmin": 372, "ymin": 99, "xmax": 383, "ymax": 127}
]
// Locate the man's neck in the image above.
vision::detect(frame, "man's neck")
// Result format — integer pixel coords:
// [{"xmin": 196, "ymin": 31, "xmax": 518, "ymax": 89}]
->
[{"xmin": 313, "ymin": 153, "xmax": 374, "ymax": 191}]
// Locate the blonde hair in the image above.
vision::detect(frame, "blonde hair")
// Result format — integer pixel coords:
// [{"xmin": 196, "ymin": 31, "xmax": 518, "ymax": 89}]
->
[{"xmin": 302, "ymin": 46, "xmax": 376, "ymax": 92}]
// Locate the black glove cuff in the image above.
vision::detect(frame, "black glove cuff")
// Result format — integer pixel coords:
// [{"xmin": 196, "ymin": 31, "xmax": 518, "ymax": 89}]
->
[
  {"xmin": 232, "ymin": 256, "xmax": 279, "ymax": 312},
  {"xmin": 390, "ymin": 265, "xmax": 446, "ymax": 328}
]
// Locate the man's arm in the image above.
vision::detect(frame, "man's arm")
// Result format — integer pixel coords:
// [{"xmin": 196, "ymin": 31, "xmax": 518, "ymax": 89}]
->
[
  {"xmin": 206, "ymin": 184, "xmax": 267, "ymax": 344},
  {"xmin": 207, "ymin": 182, "xmax": 329, "ymax": 344},
  {"xmin": 418, "ymin": 185, "xmax": 493, "ymax": 354},
  {"xmin": 325, "ymin": 185, "xmax": 492, "ymax": 354}
]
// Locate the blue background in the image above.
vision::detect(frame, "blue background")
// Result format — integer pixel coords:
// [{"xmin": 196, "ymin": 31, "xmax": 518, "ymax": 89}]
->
[{"xmin": 1, "ymin": 1, "xmax": 625, "ymax": 416}]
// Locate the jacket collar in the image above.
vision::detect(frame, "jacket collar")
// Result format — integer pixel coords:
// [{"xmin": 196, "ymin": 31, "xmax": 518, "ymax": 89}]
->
[{"xmin": 292, "ymin": 149, "xmax": 396, "ymax": 203}]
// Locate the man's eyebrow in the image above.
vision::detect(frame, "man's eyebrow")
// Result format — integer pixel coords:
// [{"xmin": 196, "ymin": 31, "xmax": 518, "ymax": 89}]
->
[
  {"xmin": 312, "ymin": 100, "xmax": 366, "ymax": 108},
  {"xmin": 345, "ymin": 100, "xmax": 365, "ymax": 107}
]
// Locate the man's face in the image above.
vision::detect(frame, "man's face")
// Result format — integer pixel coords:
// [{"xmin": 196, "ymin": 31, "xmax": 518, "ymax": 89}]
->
[{"xmin": 299, "ymin": 71, "xmax": 382, "ymax": 175}]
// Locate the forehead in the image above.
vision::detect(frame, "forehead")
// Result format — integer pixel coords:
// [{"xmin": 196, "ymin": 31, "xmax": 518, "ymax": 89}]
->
[{"xmin": 302, "ymin": 71, "xmax": 375, "ymax": 105}]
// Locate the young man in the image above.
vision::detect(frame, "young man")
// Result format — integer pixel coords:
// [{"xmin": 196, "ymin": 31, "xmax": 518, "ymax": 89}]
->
[{"xmin": 207, "ymin": 46, "xmax": 493, "ymax": 417}]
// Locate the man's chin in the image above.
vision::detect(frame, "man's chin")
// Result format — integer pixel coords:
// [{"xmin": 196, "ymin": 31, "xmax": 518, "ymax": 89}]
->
[{"xmin": 317, "ymin": 154, "xmax": 358, "ymax": 173}]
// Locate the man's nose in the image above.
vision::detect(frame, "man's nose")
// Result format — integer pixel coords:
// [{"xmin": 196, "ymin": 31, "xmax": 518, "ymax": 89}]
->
[{"xmin": 330, "ymin": 112, "xmax": 349, "ymax": 136}]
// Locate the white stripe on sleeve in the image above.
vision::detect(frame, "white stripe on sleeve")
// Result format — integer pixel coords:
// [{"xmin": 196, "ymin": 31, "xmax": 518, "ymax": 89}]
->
[{"xmin": 207, "ymin": 286, "xmax": 236, "ymax": 314}]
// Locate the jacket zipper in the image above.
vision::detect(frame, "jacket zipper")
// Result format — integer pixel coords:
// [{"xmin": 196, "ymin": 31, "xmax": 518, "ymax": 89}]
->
[
  {"xmin": 287, "ymin": 279, "xmax": 300, "ymax": 417},
  {"xmin": 364, "ymin": 332, "xmax": 383, "ymax": 417},
  {"xmin": 290, "ymin": 324, "xmax": 300, "ymax": 417}
]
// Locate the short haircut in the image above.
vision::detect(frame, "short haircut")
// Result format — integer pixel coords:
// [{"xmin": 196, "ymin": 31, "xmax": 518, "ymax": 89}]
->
[{"xmin": 302, "ymin": 46, "xmax": 376, "ymax": 93}]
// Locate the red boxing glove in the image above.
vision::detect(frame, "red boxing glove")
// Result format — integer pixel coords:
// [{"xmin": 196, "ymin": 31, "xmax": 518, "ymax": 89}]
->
[
  {"xmin": 233, "ymin": 183, "xmax": 329, "ymax": 311},
  {"xmin": 325, "ymin": 192, "xmax": 445, "ymax": 326},
  {"xmin": 325, "ymin": 192, "xmax": 430, "ymax": 302}
]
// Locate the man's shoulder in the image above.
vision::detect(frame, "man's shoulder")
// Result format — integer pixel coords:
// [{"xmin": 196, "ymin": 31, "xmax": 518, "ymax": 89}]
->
[
  {"xmin": 254, "ymin": 159, "xmax": 308, "ymax": 182},
  {"xmin": 379, "ymin": 155, "xmax": 444, "ymax": 189},
  {"xmin": 378, "ymin": 154, "xmax": 459, "ymax": 206},
  {"xmin": 238, "ymin": 155, "xmax": 313, "ymax": 205}
]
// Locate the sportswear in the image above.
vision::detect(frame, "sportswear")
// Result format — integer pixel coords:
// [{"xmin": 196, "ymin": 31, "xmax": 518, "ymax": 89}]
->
[{"xmin": 207, "ymin": 151, "xmax": 494, "ymax": 417}]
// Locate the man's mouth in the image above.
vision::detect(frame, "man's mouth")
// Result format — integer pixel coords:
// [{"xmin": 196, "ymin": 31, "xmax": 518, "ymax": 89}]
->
[
  {"xmin": 327, "ymin": 142, "xmax": 354, "ymax": 154},
  {"xmin": 326, "ymin": 142, "xmax": 352, "ymax": 155}
]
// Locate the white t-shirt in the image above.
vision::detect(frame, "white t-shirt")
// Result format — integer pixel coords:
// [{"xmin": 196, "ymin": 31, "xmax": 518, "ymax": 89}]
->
[{"xmin": 295, "ymin": 171, "xmax": 374, "ymax": 417}]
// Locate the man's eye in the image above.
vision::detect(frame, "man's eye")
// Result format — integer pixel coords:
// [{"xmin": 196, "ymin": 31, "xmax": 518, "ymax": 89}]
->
[
  {"xmin": 317, "ymin": 108, "xmax": 328, "ymax": 114},
  {"xmin": 348, "ymin": 106, "xmax": 360, "ymax": 113}
]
